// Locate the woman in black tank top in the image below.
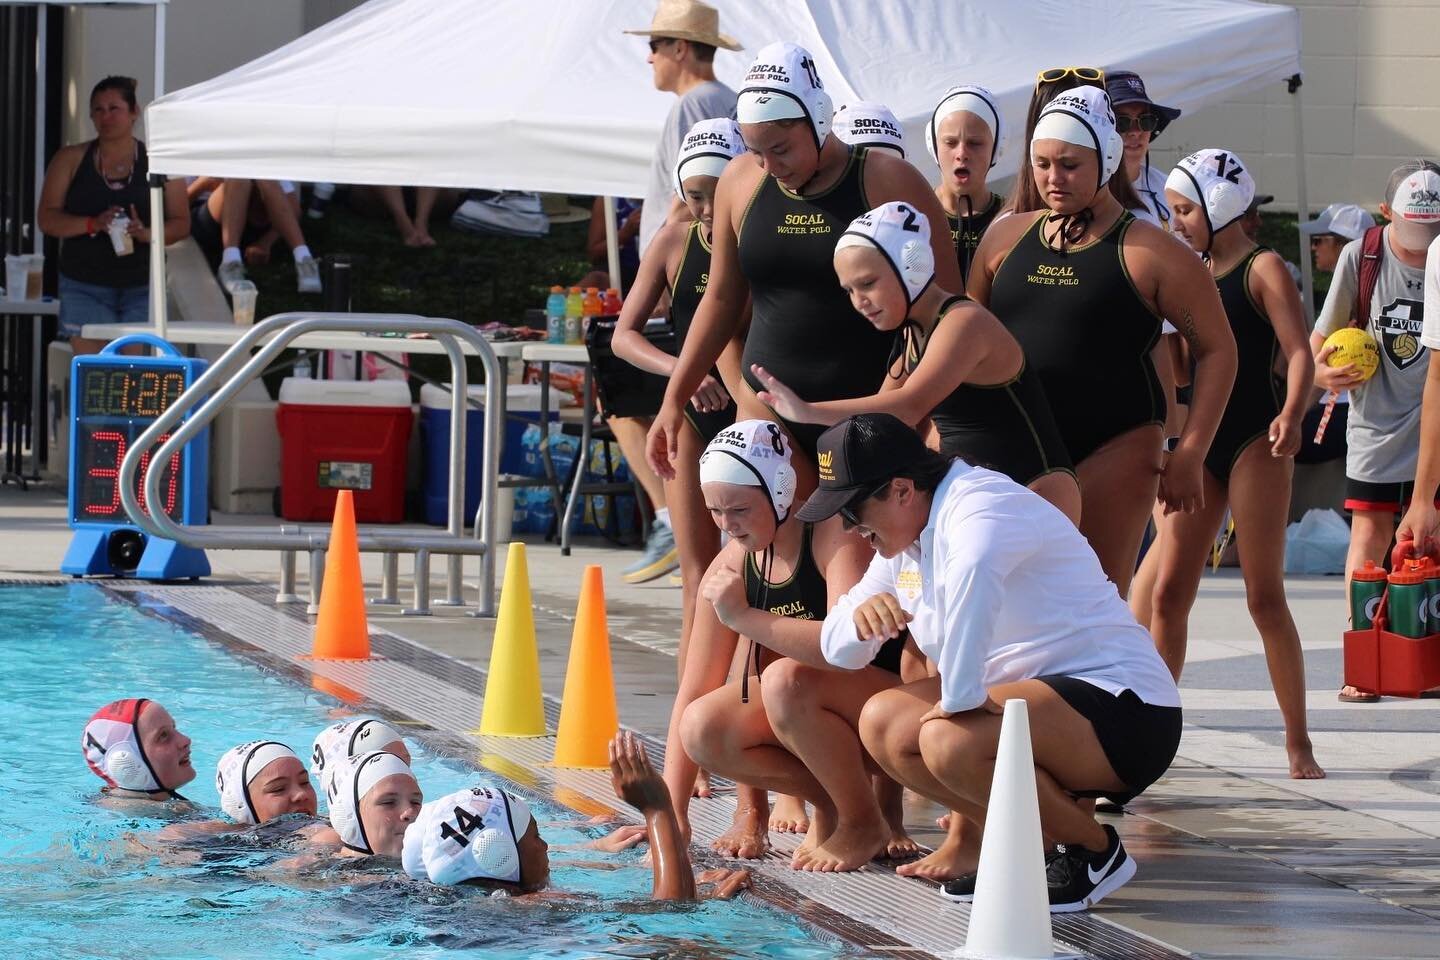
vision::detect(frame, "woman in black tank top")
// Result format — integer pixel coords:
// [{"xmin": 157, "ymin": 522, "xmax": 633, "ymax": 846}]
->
[
  {"xmin": 749, "ymin": 201, "xmax": 1081, "ymax": 524},
  {"xmin": 612, "ymin": 121, "xmax": 745, "ymax": 786},
  {"xmin": 970, "ymin": 85, "xmax": 1236, "ymax": 601},
  {"xmin": 661, "ymin": 416, "xmax": 916, "ymax": 872},
  {"xmin": 1132, "ymin": 149, "xmax": 1322, "ymax": 780},
  {"xmin": 645, "ymin": 42, "xmax": 959, "ymax": 501},
  {"xmin": 37, "ymin": 76, "xmax": 189, "ymax": 354}
]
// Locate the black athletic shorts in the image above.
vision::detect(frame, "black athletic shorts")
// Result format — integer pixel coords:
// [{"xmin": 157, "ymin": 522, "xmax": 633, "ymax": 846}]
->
[
  {"xmin": 1039, "ymin": 675, "xmax": 1182, "ymax": 806},
  {"xmin": 1344, "ymin": 477, "xmax": 1440, "ymax": 515},
  {"xmin": 870, "ymin": 630, "xmax": 908, "ymax": 676}
]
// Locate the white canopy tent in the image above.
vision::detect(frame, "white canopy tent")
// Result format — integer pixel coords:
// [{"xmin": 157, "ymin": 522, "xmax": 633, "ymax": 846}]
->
[{"xmin": 143, "ymin": 0, "xmax": 1308, "ymax": 333}]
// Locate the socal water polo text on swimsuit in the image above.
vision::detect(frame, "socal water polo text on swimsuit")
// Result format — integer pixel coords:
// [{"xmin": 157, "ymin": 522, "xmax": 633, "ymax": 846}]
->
[
  {"xmin": 776, "ymin": 213, "xmax": 832, "ymax": 236},
  {"xmin": 1026, "ymin": 264, "xmax": 1080, "ymax": 286}
]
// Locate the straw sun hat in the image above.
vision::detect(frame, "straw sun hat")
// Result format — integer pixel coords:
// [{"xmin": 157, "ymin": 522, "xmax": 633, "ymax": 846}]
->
[{"xmin": 624, "ymin": 0, "xmax": 742, "ymax": 52}]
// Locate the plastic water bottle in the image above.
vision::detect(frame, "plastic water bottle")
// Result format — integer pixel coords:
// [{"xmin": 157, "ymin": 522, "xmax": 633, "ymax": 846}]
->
[
  {"xmin": 602, "ymin": 287, "xmax": 623, "ymax": 315},
  {"xmin": 293, "ymin": 352, "xmax": 312, "ymax": 379},
  {"xmin": 564, "ymin": 286, "xmax": 584, "ymax": 345},
  {"xmin": 545, "ymin": 285, "xmax": 566, "ymax": 344},
  {"xmin": 1387, "ymin": 559, "xmax": 1429, "ymax": 639}
]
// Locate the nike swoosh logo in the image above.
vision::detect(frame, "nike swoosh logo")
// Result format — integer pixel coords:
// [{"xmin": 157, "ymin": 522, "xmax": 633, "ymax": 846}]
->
[{"xmin": 1088, "ymin": 846, "xmax": 1120, "ymax": 884}]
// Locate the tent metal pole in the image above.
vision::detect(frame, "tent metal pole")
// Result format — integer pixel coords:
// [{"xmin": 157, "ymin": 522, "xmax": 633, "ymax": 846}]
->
[
  {"xmin": 1289, "ymin": 74, "xmax": 1314, "ymax": 326},
  {"xmin": 153, "ymin": 0, "xmax": 167, "ymax": 97},
  {"xmin": 33, "ymin": 7, "xmax": 45, "ymax": 255},
  {"xmin": 149, "ymin": 177, "xmax": 166, "ymax": 339},
  {"xmin": 603, "ymin": 196, "xmax": 622, "ymax": 296}
]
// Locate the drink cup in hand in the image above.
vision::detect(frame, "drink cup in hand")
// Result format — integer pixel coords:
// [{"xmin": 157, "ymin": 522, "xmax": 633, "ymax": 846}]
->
[{"xmin": 108, "ymin": 214, "xmax": 134, "ymax": 256}]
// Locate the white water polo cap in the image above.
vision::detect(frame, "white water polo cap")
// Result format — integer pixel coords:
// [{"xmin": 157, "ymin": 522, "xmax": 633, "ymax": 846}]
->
[
  {"xmin": 1031, "ymin": 85, "xmax": 1124, "ymax": 191},
  {"xmin": 83, "ymin": 698, "xmax": 164, "ymax": 792},
  {"xmin": 310, "ymin": 717, "xmax": 405, "ymax": 793},
  {"xmin": 402, "ymin": 784, "xmax": 535, "ymax": 886},
  {"xmin": 925, "ymin": 85, "xmax": 1004, "ymax": 167},
  {"xmin": 327, "ymin": 750, "xmax": 414, "ymax": 853},
  {"xmin": 834, "ymin": 101, "xmax": 906, "ymax": 158},
  {"xmin": 1166, "ymin": 148, "xmax": 1256, "ymax": 241},
  {"xmin": 835, "ymin": 201, "xmax": 935, "ymax": 305},
  {"xmin": 736, "ymin": 42, "xmax": 833, "ymax": 147},
  {"xmin": 674, "ymin": 118, "xmax": 745, "ymax": 199},
  {"xmin": 216, "ymin": 740, "xmax": 300, "ymax": 824},
  {"xmin": 698, "ymin": 419, "xmax": 798, "ymax": 524}
]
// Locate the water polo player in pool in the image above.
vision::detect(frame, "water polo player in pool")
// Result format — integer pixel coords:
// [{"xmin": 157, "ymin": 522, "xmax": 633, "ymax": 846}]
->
[
  {"xmin": 83, "ymin": 698, "xmax": 196, "ymax": 805},
  {"xmin": 403, "ymin": 732, "xmax": 749, "ymax": 901}
]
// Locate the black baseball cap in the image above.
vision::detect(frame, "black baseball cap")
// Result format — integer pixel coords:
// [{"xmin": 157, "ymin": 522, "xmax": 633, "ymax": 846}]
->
[
  {"xmin": 1104, "ymin": 71, "xmax": 1181, "ymax": 137},
  {"xmin": 795, "ymin": 414, "xmax": 931, "ymax": 522}
]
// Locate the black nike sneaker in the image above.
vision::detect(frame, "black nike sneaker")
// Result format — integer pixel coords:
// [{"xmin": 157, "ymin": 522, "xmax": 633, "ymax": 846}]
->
[
  {"xmin": 941, "ymin": 845, "xmax": 1069, "ymax": 903},
  {"xmin": 938, "ymin": 872, "xmax": 978, "ymax": 902},
  {"xmin": 1046, "ymin": 824, "xmax": 1136, "ymax": 912}
]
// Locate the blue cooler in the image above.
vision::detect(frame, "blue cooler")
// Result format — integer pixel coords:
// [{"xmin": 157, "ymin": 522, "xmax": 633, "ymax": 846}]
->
[{"xmin": 418, "ymin": 383, "xmax": 561, "ymax": 526}]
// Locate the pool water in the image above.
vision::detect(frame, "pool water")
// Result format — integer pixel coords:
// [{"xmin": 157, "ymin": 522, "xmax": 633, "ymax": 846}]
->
[{"xmin": 0, "ymin": 585, "xmax": 850, "ymax": 959}]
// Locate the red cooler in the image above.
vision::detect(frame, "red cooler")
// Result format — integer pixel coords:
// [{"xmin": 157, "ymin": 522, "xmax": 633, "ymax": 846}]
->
[{"xmin": 276, "ymin": 378, "xmax": 413, "ymax": 522}]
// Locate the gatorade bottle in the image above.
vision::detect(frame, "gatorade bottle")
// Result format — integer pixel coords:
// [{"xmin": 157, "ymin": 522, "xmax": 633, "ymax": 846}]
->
[
  {"xmin": 564, "ymin": 286, "xmax": 584, "ymax": 345},
  {"xmin": 602, "ymin": 287, "xmax": 623, "ymax": 315},
  {"xmin": 1386, "ymin": 560, "xmax": 1429, "ymax": 639},
  {"xmin": 1426, "ymin": 562, "xmax": 1440, "ymax": 636},
  {"xmin": 1349, "ymin": 561, "xmax": 1388, "ymax": 630},
  {"xmin": 545, "ymin": 285, "xmax": 567, "ymax": 344}
]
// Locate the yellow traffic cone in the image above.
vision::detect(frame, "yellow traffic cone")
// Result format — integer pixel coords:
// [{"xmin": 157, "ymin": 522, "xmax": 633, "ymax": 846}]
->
[
  {"xmin": 552, "ymin": 565, "xmax": 618, "ymax": 768},
  {"xmin": 311, "ymin": 491, "xmax": 372, "ymax": 660},
  {"xmin": 477, "ymin": 542, "xmax": 546, "ymax": 737}
]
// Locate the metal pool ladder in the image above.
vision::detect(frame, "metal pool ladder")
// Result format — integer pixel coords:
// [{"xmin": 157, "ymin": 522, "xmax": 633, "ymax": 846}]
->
[{"xmin": 118, "ymin": 313, "xmax": 503, "ymax": 617}]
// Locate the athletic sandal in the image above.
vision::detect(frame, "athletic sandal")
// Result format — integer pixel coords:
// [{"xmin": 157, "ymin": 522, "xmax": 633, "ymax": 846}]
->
[
  {"xmin": 1337, "ymin": 686, "xmax": 1380, "ymax": 703},
  {"xmin": 1046, "ymin": 824, "xmax": 1136, "ymax": 913}
]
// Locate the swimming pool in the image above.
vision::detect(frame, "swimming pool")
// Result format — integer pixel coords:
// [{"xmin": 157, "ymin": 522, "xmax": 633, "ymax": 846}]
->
[{"xmin": 1, "ymin": 584, "xmax": 851, "ymax": 958}]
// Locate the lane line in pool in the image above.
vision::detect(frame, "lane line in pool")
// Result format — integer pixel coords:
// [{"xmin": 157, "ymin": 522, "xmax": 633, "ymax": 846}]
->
[{"xmin": 105, "ymin": 582, "xmax": 1193, "ymax": 960}]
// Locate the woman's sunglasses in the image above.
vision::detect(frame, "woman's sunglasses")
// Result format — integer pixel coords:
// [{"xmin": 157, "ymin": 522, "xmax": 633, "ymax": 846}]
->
[
  {"xmin": 838, "ymin": 479, "xmax": 892, "ymax": 529},
  {"xmin": 1036, "ymin": 66, "xmax": 1105, "ymax": 86},
  {"xmin": 1115, "ymin": 114, "xmax": 1160, "ymax": 134}
]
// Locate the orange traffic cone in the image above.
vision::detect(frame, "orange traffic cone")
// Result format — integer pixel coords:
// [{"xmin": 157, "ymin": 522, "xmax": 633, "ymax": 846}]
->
[
  {"xmin": 552, "ymin": 565, "xmax": 618, "ymax": 768},
  {"xmin": 311, "ymin": 490, "xmax": 372, "ymax": 660}
]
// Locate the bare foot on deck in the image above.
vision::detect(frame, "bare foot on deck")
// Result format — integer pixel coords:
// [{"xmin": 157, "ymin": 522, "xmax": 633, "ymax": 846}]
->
[
  {"xmin": 693, "ymin": 768, "xmax": 713, "ymax": 799},
  {"xmin": 798, "ymin": 820, "xmax": 890, "ymax": 872},
  {"xmin": 769, "ymin": 794, "xmax": 809, "ymax": 834},
  {"xmin": 1288, "ymin": 739, "xmax": 1326, "ymax": 779},
  {"xmin": 896, "ymin": 820, "xmax": 979, "ymax": 880},
  {"xmin": 713, "ymin": 803, "xmax": 770, "ymax": 859},
  {"xmin": 791, "ymin": 803, "xmax": 834, "ymax": 869},
  {"xmin": 876, "ymin": 778, "xmax": 920, "ymax": 859},
  {"xmin": 935, "ymin": 812, "xmax": 951, "ymax": 831}
]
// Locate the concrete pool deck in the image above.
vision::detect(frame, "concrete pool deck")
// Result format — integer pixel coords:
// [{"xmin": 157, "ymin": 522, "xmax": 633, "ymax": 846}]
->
[{"xmin": 4, "ymin": 484, "xmax": 1438, "ymax": 959}]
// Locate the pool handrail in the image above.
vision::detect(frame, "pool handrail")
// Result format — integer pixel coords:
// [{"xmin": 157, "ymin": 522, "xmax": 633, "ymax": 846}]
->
[{"xmin": 117, "ymin": 312, "xmax": 502, "ymax": 616}]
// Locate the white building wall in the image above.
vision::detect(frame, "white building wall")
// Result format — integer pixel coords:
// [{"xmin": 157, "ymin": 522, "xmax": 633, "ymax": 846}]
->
[{"xmin": 1147, "ymin": 0, "xmax": 1440, "ymax": 212}]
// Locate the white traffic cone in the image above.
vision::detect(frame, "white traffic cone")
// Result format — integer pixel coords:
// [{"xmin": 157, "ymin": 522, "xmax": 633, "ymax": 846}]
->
[{"xmin": 959, "ymin": 698, "xmax": 1067, "ymax": 960}]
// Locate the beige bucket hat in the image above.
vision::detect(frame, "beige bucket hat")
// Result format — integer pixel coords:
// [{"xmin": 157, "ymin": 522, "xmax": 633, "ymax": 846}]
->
[{"xmin": 624, "ymin": 0, "xmax": 742, "ymax": 51}]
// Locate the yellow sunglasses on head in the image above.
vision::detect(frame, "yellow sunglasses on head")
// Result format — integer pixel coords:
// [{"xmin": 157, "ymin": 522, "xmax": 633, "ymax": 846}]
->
[{"xmin": 1036, "ymin": 66, "xmax": 1105, "ymax": 86}]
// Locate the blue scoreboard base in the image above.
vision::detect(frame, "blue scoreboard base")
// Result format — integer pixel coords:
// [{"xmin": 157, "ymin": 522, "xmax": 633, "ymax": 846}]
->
[{"xmin": 61, "ymin": 528, "xmax": 210, "ymax": 580}]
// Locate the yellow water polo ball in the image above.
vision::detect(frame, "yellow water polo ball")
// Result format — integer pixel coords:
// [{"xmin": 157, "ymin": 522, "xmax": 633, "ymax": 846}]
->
[{"xmin": 1322, "ymin": 327, "xmax": 1380, "ymax": 381}]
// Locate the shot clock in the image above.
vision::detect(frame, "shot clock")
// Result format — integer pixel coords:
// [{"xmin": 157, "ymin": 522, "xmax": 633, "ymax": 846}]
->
[{"xmin": 61, "ymin": 335, "xmax": 210, "ymax": 579}]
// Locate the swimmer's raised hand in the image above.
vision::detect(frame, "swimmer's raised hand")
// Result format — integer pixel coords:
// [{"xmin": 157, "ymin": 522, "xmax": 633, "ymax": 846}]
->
[
  {"xmin": 608, "ymin": 731, "xmax": 668, "ymax": 813},
  {"xmin": 852, "ymin": 593, "xmax": 911, "ymax": 642}
]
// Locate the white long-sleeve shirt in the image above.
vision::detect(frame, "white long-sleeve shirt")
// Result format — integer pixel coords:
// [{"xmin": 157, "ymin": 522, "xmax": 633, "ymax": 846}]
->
[{"xmin": 820, "ymin": 461, "xmax": 1180, "ymax": 713}]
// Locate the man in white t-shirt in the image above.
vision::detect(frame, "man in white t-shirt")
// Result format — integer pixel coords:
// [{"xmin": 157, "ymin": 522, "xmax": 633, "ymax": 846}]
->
[
  {"xmin": 795, "ymin": 414, "xmax": 1181, "ymax": 913},
  {"xmin": 1398, "ymin": 232, "xmax": 1440, "ymax": 547},
  {"xmin": 624, "ymin": 0, "xmax": 740, "ymax": 254}
]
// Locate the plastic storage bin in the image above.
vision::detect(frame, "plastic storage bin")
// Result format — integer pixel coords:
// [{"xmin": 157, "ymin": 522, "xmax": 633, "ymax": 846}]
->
[
  {"xmin": 418, "ymin": 383, "xmax": 562, "ymax": 527},
  {"xmin": 276, "ymin": 378, "xmax": 413, "ymax": 522}
]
